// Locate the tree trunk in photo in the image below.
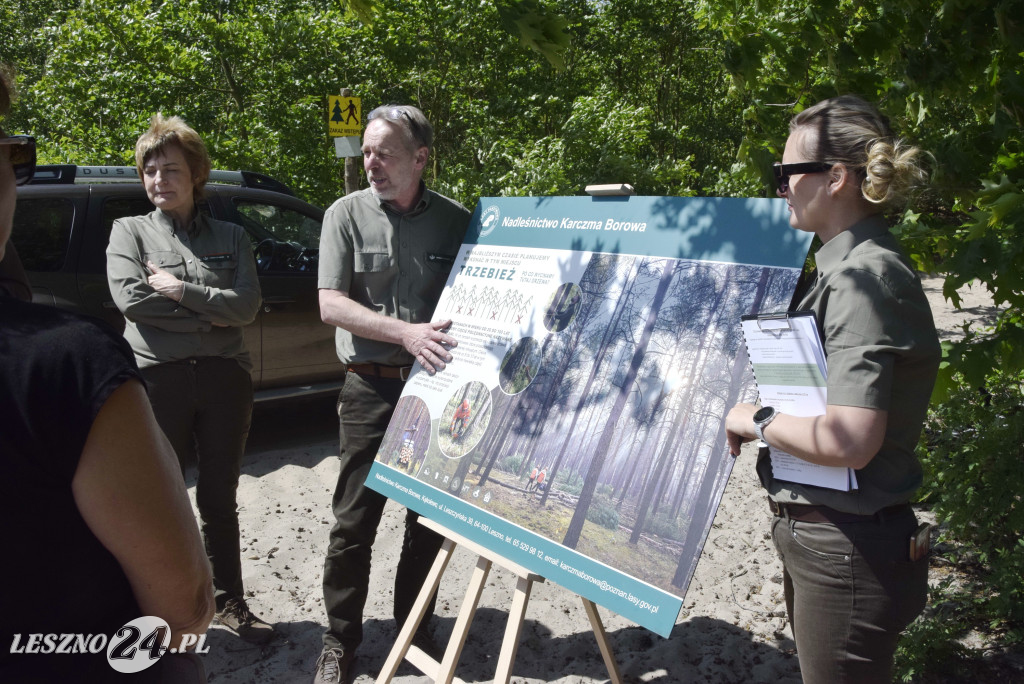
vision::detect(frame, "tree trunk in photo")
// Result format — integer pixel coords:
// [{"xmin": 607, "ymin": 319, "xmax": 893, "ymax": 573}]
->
[
  {"xmin": 613, "ymin": 422, "xmax": 650, "ymax": 507},
  {"xmin": 563, "ymin": 258, "xmax": 675, "ymax": 549},
  {"xmin": 671, "ymin": 267, "xmax": 772, "ymax": 587},
  {"xmin": 629, "ymin": 400, "xmax": 687, "ymax": 544},
  {"xmin": 540, "ymin": 258, "xmax": 639, "ymax": 506},
  {"xmin": 629, "ymin": 264, "xmax": 724, "ymax": 542}
]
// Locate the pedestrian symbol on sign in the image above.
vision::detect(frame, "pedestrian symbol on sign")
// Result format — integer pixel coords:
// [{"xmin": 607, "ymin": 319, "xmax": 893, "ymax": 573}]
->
[{"xmin": 328, "ymin": 95, "xmax": 361, "ymax": 137}]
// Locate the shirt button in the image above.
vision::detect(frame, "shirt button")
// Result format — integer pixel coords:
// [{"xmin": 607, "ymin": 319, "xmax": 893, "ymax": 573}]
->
[{"xmin": 187, "ymin": 259, "xmax": 193, "ymax": 264}]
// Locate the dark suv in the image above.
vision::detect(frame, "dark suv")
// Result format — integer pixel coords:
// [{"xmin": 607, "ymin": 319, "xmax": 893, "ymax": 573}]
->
[{"xmin": 12, "ymin": 165, "xmax": 342, "ymax": 400}]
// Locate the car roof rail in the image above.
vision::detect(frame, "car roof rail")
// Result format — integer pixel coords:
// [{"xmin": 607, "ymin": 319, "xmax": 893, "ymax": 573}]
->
[
  {"xmin": 29, "ymin": 164, "xmax": 79, "ymax": 184},
  {"xmin": 29, "ymin": 165, "xmax": 295, "ymax": 196},
  {"xmin": 236, "ymin": 170, "xmax": 295, "ymax": 196}
]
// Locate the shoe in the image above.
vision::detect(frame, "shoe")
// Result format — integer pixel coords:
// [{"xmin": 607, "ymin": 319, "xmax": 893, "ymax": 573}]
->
[
  {"xmin": 313, "ymin": 647, "xmax": 352, "ymax": 684},
  {"xmin": 411, "ymin": 627, "xmax": 443, "ymax": 660},
  {"xmin": 214, "ymin": 597, "xmax": 275, "ymax": 645}
]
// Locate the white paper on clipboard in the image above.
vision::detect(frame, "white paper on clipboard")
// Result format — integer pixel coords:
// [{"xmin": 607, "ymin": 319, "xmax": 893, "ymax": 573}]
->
[{"xmin": 741, "ymin": 311, "xmax": 857, "ymax": 491}]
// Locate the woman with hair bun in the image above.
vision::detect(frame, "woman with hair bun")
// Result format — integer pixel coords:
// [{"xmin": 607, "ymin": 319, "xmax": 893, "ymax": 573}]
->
[{"xmin": 725, "ymin": 95, "xmax": 940, "ymax": 683}]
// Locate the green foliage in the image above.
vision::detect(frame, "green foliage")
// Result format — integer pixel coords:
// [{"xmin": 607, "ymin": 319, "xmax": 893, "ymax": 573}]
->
[
  {"xmin": 496, "ymin": 0, "xmax": 571, "ymax": 70},
  {"xmin": 557, "ymin": 469, "xmax": 584, "ymax": 496},
  {"xmin": 918, "ymin": 369, "xmax": 1024, "ymax": 626},
  {"xmin": 500, "ymin": 452, "xmax": 526, "ymax": 474},
  {"xmin": 585, "ymin": 485, "xmax": 620, "ymax": 530},
  {"xmin": 694, "ymin": 0, "xmax": 1024, "ymax": 374},
  {"xmin": 645, "ymin": 510, "xmax": 686, "ymax": 541},
  {"xmin": 895, "ymin": 572, "xmax": 980, "ymax": 682},
  {"xmin": 6, "ymin": 0, "xmax": 743, "ymax": 208}
]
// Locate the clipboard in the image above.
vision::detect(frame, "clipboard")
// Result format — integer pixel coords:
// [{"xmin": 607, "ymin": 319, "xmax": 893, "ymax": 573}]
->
[
  {"xmin": 740, "ymin": 311, "xmax": 857, "ymax": 491},
  {"xmin": 740, "ymin": 310, "xmax": 828, "ymax": 382}
]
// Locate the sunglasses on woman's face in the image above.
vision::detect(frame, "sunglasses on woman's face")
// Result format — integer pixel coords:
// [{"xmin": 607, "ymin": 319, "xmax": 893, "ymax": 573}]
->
[
  {"xmin": 773, "ymin": 161, "xmax": 832, "ymax": 194},
  {"xmin": 0, "ymin": 135, "xmax": 36, "ymax": 186}
]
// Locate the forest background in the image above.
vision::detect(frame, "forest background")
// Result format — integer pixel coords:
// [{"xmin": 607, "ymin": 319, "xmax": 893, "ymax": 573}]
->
[{"xmin": 2, "ymin": 0, "xmax": 1021, "ymax": 680}]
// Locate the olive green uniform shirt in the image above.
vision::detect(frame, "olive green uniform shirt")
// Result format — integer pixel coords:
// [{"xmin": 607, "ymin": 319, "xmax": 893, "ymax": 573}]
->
[
  {"xmin": 317, "ymin": 187, "xmax": 470, "ymax": 366},
  {"xmin": 765, "ymin": 216, "xmax": 941, "ymax": 514},
  {"xmin": 106, "ymin": 208, "xmax": 261, "ymax": 371}
]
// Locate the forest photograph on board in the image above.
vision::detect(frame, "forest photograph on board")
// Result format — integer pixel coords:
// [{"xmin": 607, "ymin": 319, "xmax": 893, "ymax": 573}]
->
[{"xmin": 379, "ymin": 252, "xmax": 800, "ymax": 598}]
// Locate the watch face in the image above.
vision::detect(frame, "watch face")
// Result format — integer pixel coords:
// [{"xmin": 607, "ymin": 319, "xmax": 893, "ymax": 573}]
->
[{"xmin": 753, "ymin": 406, "xmax": 775, "ymax": 423}]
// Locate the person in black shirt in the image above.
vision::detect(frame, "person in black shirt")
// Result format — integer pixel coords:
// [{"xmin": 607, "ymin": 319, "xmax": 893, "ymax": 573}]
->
[{"xmin": 1, "ymin": 64, "xmax": 214, "ymax": 681}]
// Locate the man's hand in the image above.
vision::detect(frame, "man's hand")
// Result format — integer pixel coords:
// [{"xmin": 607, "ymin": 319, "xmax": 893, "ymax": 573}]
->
[
  {"xmin": 403, "ymin": 319, "xmax": 457, "ymax": 375},
  {"xmin": 146, "ymin": 260, "xmax": 185, "ymax": 302},
  {"xmin": 319, "ymin": 290, "xmax": 458, "ymax": 375}
]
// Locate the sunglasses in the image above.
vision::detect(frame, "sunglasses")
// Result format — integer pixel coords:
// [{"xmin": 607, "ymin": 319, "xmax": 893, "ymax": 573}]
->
[
  {"xmin": 368, "ymin": 106, "xmax": 429, "ymax": 149},
  {"xmin": 0, "ymin": 135, "xmax": 36, "ymax": 186},
  {"xmin": 773, "ymin": 161, "xmax": 832, "ymax": 194}
]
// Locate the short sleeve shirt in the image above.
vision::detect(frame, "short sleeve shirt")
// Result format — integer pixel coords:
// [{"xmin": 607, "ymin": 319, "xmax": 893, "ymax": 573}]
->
[
  {"xmin": 766, "ymin": 216, "xmax": 941, "ymax": 514},
  {"xmin": 318, "ymin": 187, "xmax": 470, "ymax": 365},
  {"xmin": 0, "ymin": 299, "xmax": 145, "ymax": 678}
]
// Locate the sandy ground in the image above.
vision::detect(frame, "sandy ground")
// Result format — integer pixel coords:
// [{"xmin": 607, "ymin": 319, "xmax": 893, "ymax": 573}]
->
[{"xmin": 188, "ymin": 276, "xmax": 999, "ymax": 684}]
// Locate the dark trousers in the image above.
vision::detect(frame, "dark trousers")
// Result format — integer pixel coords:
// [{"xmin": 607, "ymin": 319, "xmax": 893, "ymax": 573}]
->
[
  {"xmin": 142, "ymin": 356, "xmax": 253, "ymax": 607},
  {"xmin": 322, "ymin": 371, "xmax": 444, "ymax": 652},
  {"xmin": 771, "ymin": 508, "xmax": 929, "ymax": 684}
]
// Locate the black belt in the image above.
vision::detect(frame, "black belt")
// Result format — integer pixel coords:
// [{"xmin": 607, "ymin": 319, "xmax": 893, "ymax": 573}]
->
[
  {"xmin": 769, "ymin": 497, "xmax": 910, "ymax": 524},
  {"xmin": 346, "ymin": 362, "xmax": 413, "ymax": 381}
]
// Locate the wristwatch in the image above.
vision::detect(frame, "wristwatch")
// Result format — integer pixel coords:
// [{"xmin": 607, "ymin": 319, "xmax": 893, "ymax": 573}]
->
[{"xmin": 753, "ymin": 406, "xmax": 778, "ymax": 443}]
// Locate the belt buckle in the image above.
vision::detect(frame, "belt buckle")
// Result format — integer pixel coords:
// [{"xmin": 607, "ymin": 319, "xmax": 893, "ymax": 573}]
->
[
  {"xmin": 768, "ymin": 498, "xmax": 784, "ymax": 517},
  {"xmin": 400, "ymin": 365, "xmax": 412, "ymax": 381}
]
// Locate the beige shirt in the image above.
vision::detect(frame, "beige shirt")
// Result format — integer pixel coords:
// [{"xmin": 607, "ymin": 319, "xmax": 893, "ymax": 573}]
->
[
  {"xmin": 766, "ymin": 216, "xmax": 941, "ymax": 514},
  {"xmin": 106, "ymin": 208, "xmax": 261, "ymax": 370},
  {"xmin": 317, "ymin": 187, "xmax": 470, "ymax": 365}
]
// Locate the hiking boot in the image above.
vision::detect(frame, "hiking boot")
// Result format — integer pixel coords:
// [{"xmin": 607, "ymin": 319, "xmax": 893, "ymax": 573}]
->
[
  {"xmin": 214, "ymin": 597, "xmax": 275, "ymax": 644},
  {"xmin": 411, "ymin": 627, "xmax": 444, "ymax": 660},
  {"xmin": 313, "ymin": 647, "xmax": 353, "ymax": 684}
]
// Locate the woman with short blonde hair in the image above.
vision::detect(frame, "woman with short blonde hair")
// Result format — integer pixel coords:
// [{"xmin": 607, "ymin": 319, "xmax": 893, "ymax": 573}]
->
[
  {"xmin": 134, "ymin": 113, "xmax": 212, "ymax": 195},
  {"xmin": 107, "ymin": 113, "xmax": 273, "ymax": 645}
]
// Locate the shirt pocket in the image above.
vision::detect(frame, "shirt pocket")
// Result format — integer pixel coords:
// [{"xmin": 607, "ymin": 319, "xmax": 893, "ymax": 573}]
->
[
  {"xmin": 198, "ymin": 255, "xmax": 238, "ymax": 289},
  {"xmin": 354, "ymin": 251, "xmax": 393, "ymax": 273},
  {"xmin": 145, "ymin": 250, "xmax": 188, "ymax": 280},
  {"xmin": 425, "ymin": 251, "xmax": 457, "ymax": 274}
]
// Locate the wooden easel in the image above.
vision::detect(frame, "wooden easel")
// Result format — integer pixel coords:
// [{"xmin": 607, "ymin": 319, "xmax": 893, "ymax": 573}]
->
[{"xmin": 377, "ymin": 517, "xmax": 623, "ymax": 684}]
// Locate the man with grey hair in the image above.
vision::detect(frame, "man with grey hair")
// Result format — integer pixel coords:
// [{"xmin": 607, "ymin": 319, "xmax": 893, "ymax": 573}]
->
[{"xmin": 313, "ymin": 104, "xmax": 470, "ymax": 683}]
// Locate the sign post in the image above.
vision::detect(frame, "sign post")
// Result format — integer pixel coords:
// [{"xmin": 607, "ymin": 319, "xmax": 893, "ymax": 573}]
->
[{"xmin": 328, "ymin": 89, "xmax": 362, "ymax": 194}]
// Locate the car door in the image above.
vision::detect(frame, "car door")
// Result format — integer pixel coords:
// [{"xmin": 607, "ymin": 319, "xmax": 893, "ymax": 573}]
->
[
  {"xmin": 207, "ymin": 187, "xmax": 341, "ymax": 391},
  {"xmin": 11, "ymin": 185, "xmax": 88, "ymax": 312}
]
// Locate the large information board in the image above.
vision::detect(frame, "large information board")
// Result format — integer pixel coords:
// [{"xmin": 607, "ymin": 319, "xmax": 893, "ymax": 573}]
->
[{"xmin": 366, "ymin": 195, "xmax": 812, "ymax": 636}]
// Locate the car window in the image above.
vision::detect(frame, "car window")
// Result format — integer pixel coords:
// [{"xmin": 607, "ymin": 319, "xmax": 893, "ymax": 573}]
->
[
  {"xmin": 235, "ymin": 200, "xmax": 321, "ymax": 249},
  {"xmin": 11, "ymin": 197, "xmax": 75, "ymax": 272},
  {"xmin": 234, "ymin": 200, "xmax": 321, "ymax": 274},
  {"xmin": 102, "ymin": 197, "xmax": 157, "ymax": 238}
]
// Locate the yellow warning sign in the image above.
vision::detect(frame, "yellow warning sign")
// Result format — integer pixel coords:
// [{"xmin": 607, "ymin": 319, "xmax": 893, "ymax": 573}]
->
[{"xmin": 328, "ymin": 95, "xmax": 361, "ymax": 137}]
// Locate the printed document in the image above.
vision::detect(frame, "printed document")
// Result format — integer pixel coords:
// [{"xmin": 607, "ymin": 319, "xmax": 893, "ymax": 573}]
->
[{"xmin": 740, "ymin": 312, "xmax": 857, "ymax": 491}]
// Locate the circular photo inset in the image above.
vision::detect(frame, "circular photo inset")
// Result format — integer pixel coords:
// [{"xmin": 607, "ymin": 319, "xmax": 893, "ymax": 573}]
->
[
  {"xmin": 377, "ymin": 395, "xmax": 431, "ymax": 476},
  {"xmin": 499, "ymin": 337, "xmax": 542, "ymax": 395},
  {"xmin": 438, "ymin": 381, "xmax": 493, "ymax": 459},
  {"xmin": 543, "ymin": 282, "xmax": 583, "ymax": 332}
]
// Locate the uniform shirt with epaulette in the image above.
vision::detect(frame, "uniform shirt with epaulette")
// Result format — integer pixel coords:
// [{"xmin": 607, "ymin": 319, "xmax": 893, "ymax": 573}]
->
[
  {"xmin": 317, "ymin": 185, "xmax": 470, "ymax": 366},
  {"xmin": 765, "ymin": 215, "xmax": 941, "ymax": 514}
]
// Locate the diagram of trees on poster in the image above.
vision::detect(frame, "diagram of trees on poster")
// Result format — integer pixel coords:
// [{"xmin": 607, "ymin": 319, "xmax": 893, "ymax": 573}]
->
[{"xmin": 367, "ymin": 196, "xmax": 812, "ymax": 636}]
